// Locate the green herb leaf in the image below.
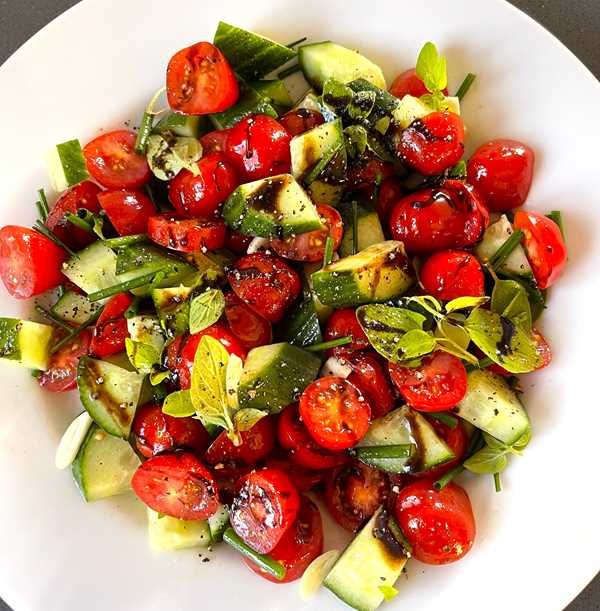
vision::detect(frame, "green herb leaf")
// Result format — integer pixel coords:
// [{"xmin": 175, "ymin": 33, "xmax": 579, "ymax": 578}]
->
[
  {"xmin": 162, "ymin": 389, "xmax": 196, "ymax": 418},
  {"xmin": 378, "ymin": 585, "xmax": 399, "ymax": 602},
  {"xmin": 448, "ymin": 159, "xmax": 467, "ymax": 179},
  {"xmin": 415, "ymin": 42, "xmax": 448, "ymax": 94},
  {"xmin": 344, "ymin": 125, "xmax": 368, "ymax": 158},
  {"xmin": 434, "ymin": 318, "xmax": 479, "ymax": 365},
  {"xmin": 150, "ymin": 370, "xmax": 171, "ymax": 386},
  {"xmin": 125, "ymin": 338, "xmax": 160, "ymax": 374},
  {"xmin": 322, "ymin": 79, "xmax": 353, "ymax": 113},
  {"xmin": 146, "ymin": 133, "xmax": 202, "ymax": 181},
  {"xmin": 189, "ymin": 288, "xmax": 225, "ymax": 334},
  {"xmin": 491, "ymin": 279, "xmax": 532, "ymax": 331},
  {"xmin": 463, "ymin": 446, "xmax": 509, "ymax": 474},
  {"xmin": 233, "ymin": 408, "xmax": 268, "ymax": 432},
  {"xmin": 347, "ymin": 90, "xmax": 376, "ymax": 120},
  {"xmin": 445, "ymin": 296, "xmax": 488, "ymax": 314},
  {"xmin": 226, "ymin": 354, "xmax": 243, "ymax": 411},
  {"xmin": 405, "ymin": 295, "xmax": 443, "ymax": 317}
]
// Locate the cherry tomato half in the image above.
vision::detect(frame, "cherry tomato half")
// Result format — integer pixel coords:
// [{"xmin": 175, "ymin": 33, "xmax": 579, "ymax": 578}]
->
[
  {"xmin": 166, "ymin": 41, "xmax": 239, "ymax": 115},
  {"xmin": 347, "ymin": 153, "xmax": 394, "ymax": 190},
  {"xmin": 390, "ymin": 179, "xmax": 489, "ymax": 254},
  {"xmin": 514, "ymin": 210, "xmax": 567, "ymax": 289},
  {"xmin": 97, "ymin": 189, "xmax": 155, "ymax": 236},
  {"xmin": 226, "ymin": 253, "xmax": 301, "ymax": 323},
  {"xmin": 225, "ymin": 115, "xmax": 292, "ymax": 182},
  {"xmin": 89, "ymin": 293, "xmax": 132, "ymax": 358},
  {"xmin": 131, "ymin": 452, "xmax": 219, "ymax": 520},
  {"xmin": 324, "ymin": 308, "xmax": 370, "ymax": 358},
  {"xmin": 420, "ymin": 250, "xmax": 485, "ymax": 301},
  {"xmin": 224, "ymin": 291, "xmax": 272, "ymax": 351},
  {"xmin": 147, "ymin": 215, "xmax": 226, "ymax": 253},
  {"xmin": 388, "ymin": 351, "xmax": 467, "ymax": 412},
  {"xmin": 168, "ymin": 152, "xmax": 238, "ymax": 218},
  {"xmin": 45, "ymin": 181, "xmax": 102, "ymax": 250},
  {"xmin": 413, "ymin": 418, "xmax": 468, "ymax": 479},
  {"xmin": 83, "ymin": 130, "xmax": 150, "ymax": 189},
  {"xmin": 277, "ymin": 403, "xmax": 348, "ymax": 470},
  {"xmin": 132, "ymin": 403, "xmax": 211, "ymax": 458},
  {"xmin": 394, "ymin": 479, "xmax": 476, "ymax": 564},
  {"xmin": 231, "ymin": 468, "xmax": 300, "ymax": 553},
  {"xmin": 0, "ymin": 226, "xmax": 66, "ymax": 299},
  {"xmin": 225, "ymin": 229, "xmax": 252, "ymax": 255},
  {"xmin": 389, "ymin": 67, "xmax": 448, "ymax": 100},
  {"xmin": 347, "ymin": 352, "xmax": 395, "ymax": 419},
  {"xmin": 299, "ymin": 376, "xmax": 371, "ymax": 451},
  {"xmin": 392, "ymin": 111, "xmax": 464, "ymax": 176},
  {"xmin": 279, "ymin": 108, "xmax": 325, "ymax": 137},
  {"xmin": 264, "ymin": 455, "xmax": 326, "ymax": 493},
  {"xmin": 270, "ymin": 204, "xmax": 344, "ymax": 263},
  {"xmin": 467, "ymin": 139, "xmax": 535, "ymax": 212},
  {"xmin": 245, "ymin": 496, "xmax": 323, "ymax": 583},
  {"xmin": 325, "ymin": 461, "xmax": 388, "ymax": 532},
  {"xmin": 200, "ymin": 129, "xmax": 231, "ymax": 155},
  {"xmin": 38, "ymin": 329, "xmax": 91, "ymax": 392}
]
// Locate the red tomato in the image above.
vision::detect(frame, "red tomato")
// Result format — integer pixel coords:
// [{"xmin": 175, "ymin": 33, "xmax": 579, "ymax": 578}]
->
[
  {"xmin": 204, "ymin": 416, "xmax": 275, "ymax": 470},
  {"xmin": 389, "ymin": 68, "xmax": 448, "ymax": 99},
  {"xmin": 324, "ymin": 308, "xmax": 370, "ymax": 358},
  {"xmin": 132, "ymin": 403, "xmax": 210, "ymax": 458},
  {"xmin": 514, "ymin": 211, "xmax": 566, "ymax": 289},
  {"xmin": 231, "ymin": 468, "xmax": 300, "ymax": 553},
  {"xmin": 264, "ymin": 455, "xmax": 326, "ymax": 493},
  {"xmin": 347, "ymin": 352, "xmax": 395, "ymax": 419},
  {"xmin": 467, "ymin": 139, "xmax": 535, "ymax": 211},
  {"xmin": 279, "ymin": 108, "xmax": 325, "ymax": 137},
  {"xmin": 277, "ymin": 403, "xmax": 349, "ymax": 470},
  {"xmin": 270, "ymin": 204, "xmax": 344, "ymax": 263},
  {"xmin": 83, "ymin": 130, "xmax": 150, "ymax": 189},
  {"xmin": 394, "ymin": 479, "xmax": 476, "ymax": 564},
  {"xmin": 388, "ymin": 351, "xmax": 467, "ymax": 411},
  {"xmin": 390, "ymin": 179, "xmax": 489, "ymax": 254},
  {"xmin": 97, "ymin": 189, "xmax": 155, "ymax": 236},
  {"xmin": 0, "ymin": 226, "xmax": 66, "ymax": 299},
  {"xmin": 392, "ymin": 111, "xmax": 465, "ymax": 176},
  {"xmin": 325, "ymin": 461, "xmax": 388, "ymax": 532},
  {"xmin": 200, "ymin": 129, "xmax": 231, "ymax": 154},
  {"xmin": 45, "ymin": 181, "xmax": 102, "ymax": 250},
  {"xmin": 226, "ymin": 253, "xmax": 301, "ymax": 323},
  {"xmin": 347, "ymin": 153, "xmax": 394, "ymax": 190},
  {"xmin": 165, "ymin": 323, "xmax": 247, "ymax": 390},
  {"xmin": 225, "ymin": 115, "xmax": 292, "ymax": 181},
  {"xmin": 89, "ymin": 293, "xmax": 132, "ymax": 358},
  {"xmin": 168, "ymin": 153, "xmax": 238, "ymax": 218},
  {"xmin": 131, "ymin": 452, "xmax": 219, "ymax": 520},
  {"xmin": 225, "ymin": 229, "xmax": 252, "ymax": 254},
  {"xmin": 223, "ymin": 291, "xmax": 272, "ymax": 350},
  {"xmin": 414, "ymin": 418, "xmax": 469, "ymax": 479},
  {"xmin": 166, "ymin": 41, "xmax": 239, "ymax": 115},
  {"xmin": 147, "ymin": 215, "xmax": 226, "ymax": 253},
  {"xmin": 376, "ymin": 176, "xmax": 404, "ymax": 224},
  {"xmin": 486, "ymin": 327, "xmax": 552, "ymax": 376},
  {"xmin": 244, "ymin": 496, "xmax": 323, "ymax": 583},
  {"xmin": 38, "ymin": 329, "xmax": 91, "ymax": 392},
  {"xmin": 299, "ymin": 376, "xmax": 371, "ymax": 451},
  {"xmin": 420, "ymin": 250, "xmax": 485, "ymax": 301}
]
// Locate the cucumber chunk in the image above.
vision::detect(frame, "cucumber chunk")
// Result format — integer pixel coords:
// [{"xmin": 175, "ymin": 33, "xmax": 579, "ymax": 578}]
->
[
  {"xmin": 222, "ymin": 174, "xmax": 323, "ymax": 239},
  {"xmin": 208, "ymin": 504, "xmax": 230, "ymax": 543},
  {"xmin": 0, "ymin": 318, "xmax": 54, "ymax": 371},
  {"xmin": 299, "ymin": 42, "xmax": 386, "ymax": 90},
  {"xmin": 153, "ymin": 112, "xmax": 210, "ymax": 138},
  {"xmin": 127, "ymin": 315, "xmax": 165, "ymax": 353},
  {"xmin": 210, "ymin": 80, "xmax": 278, "ymax": 130},
  {"xmin": 72, "ymin": 423, "xmax": 140, "ymax": 502},
  {"xmin": 51, "ymin": 290, "xmax": 102, "ymax": 325},
  {"xmin": 152, "ymin": 285, "xmax": 192, "ymax": 339},
  {"xmin": 392, "ymin": 94, "xmax": 461, "ymax": 129},
  {"xmin": 303, "ymin": 262, "xmax": 333, "ymax": 323},
  {"xmin": 147, "ymin": 508, "xmax": 211, "ymax": 551},
  {"xmin": 45, "ymin": 139, "xmax": 90, "ymax": 192},
  {"xmin": 338, "ymin": 201, "xmax": 385, "ymax": 258},
  {"xmin": 251, "ymin": 79, "xmax": 293, "ymax": 110},
  {"xmin": 238, "ymin": 342, "xmax": 321, "ymax": 413},
  {"xmin": 77, "ymin": 357, "xmax": 145, "ymax": 438},
  {"xmin": 455, "ymin": 369, "xmax": 530, "ymax": 445},
  {"xmin": 62, "ymin": 241, "xmax": 119, "ymax": 295},
  {"xmin": 312, "ymin": 241, "xmax": 415, "ymax": 307}
]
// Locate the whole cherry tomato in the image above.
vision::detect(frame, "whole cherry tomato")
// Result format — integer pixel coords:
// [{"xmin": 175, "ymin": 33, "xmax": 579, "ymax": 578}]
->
[
  {"xmin": 38, "ymin": 329, "xmax": 92, "ymax": 392},
  {"xmin": 376, "ymin": 176, "xmax": 404, "ymax": 224},
  {"xmin": 279, "ymin": 108, "xmax": 325, "ymax": 137},
  {"xmin": 200, "ymin": 129, "xmax": 231, "ymax": 154},
  {"xmin": 147, "ymin": 215, "xmax": 226, "ymax": 253},
  {"xmin": 324, "ymin": 308, "xmax": 370, "ymax": 358},
  {"xmin": 467, "ymin": 139, "xmax": 535, "ymax": 211},
  {"xmin": 225, "ymin": 229, "xmax": 253, "ymax": 254},
  {"xmin": 347, "ymin": 351, "xmax": 395, "ymax": 419},
  {"xmin": 420, "ymin": 250, "xmax": 485, "ymax": 301},
  {"xmin": 89, "ymin": 293, "xmax": 132, "ymax": 358},
  {"xmin": 97, "ymin": 189, "xmax": 155, "ymax": 236},
  {"xmin": 389, "ymin": 67, "xmax": 448, "ymax": 99},
  {"xmin": 264, "ymin": 455, "xmax": 326, "ymax": 493},
  {"xmin": 223, "ymin": 291, "xmax": 272, "ymax": 351},
  {"xmin": 347, "ymin": 153, "xmax": 394, "ymax": 190}
]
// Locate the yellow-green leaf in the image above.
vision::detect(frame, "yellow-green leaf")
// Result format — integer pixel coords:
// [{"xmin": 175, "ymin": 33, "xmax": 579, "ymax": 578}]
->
[
  {"xmin": 162, "ymin": 390, "xmax": 195, "ymax": 417},
  {"xmin": 445, "ymin": 296, "xmax": 489, "ymax": 314}
]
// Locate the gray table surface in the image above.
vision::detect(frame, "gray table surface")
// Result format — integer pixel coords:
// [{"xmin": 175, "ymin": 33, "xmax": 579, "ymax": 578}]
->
[{"xmin": 0, "ymin": 0, "xmax": 599, "ymax": 609}]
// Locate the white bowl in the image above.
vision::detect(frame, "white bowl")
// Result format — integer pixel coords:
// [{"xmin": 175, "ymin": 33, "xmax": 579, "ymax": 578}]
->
[{"xmin": 1, "ymin": 1, "xmax": 599, "ymax": 610}]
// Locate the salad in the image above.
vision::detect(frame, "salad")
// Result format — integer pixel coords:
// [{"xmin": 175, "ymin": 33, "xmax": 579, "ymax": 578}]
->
[{"xmin": 0, "ymin": 22, "xmax": 568, "ymax": 611}]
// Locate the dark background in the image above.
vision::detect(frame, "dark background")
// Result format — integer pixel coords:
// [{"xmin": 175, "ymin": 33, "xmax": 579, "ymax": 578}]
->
[{"xmin": 0, "ymin": 0, "xmax": 598, "ymax": 609}]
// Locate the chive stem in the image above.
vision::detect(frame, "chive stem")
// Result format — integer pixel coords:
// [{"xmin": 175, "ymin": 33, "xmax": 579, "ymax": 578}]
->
[
  {"xmin": 223, "ymin": 528, "xmax": 286, "ymax": 580},
  {"xmin": 65, "ymin": 213, "xmax": 94, "ymax": 233},
  {"xmin": 103, "ymin": 234, "xmax": 148, "ymax": 249},
  {"xmin": 351, "ymin": 200, "xmax": 358, "ymax": 255},
  {"xmin": 57, "ymin": 285, "xmax": 66, "ymax": 299},
  {"xmin": 478, "ymin": 357, "xmax": 493, "ymax": 368},
  {"xmin": 37, "ymin": 188, "xmax": 50, "ymax": 219},
  {"xmin": 546, "ymin": 210, "xmax": 565, "ymax": 240},
  {"xmin": 455, "ymin": 73, "xmax": 477, "ymax": 100},
  {"xmin": 322, "ymin": 236, "xmax": 334, "ymax": 268},
  {"xmin": 87, "ymin": 270, "xmax": 168, "ymax": 302},
  {"xmin": 286, "ymin": 37, "xmax": 307, "ymax": 48},
  {"xmin": 489, "ymin": 229, "xmax": 524, "ymax": 271},
  {"xmin": 494, "ymin": 472, "xmax": 502, "ymax": 493},
  {"xmin": 277, "ymin": 63, "xmax": 301, "ymax": 79},
  {"xmin": 35, "ymin": 200, "xmax": 48, "ymax": 223},
  {"xmin": 124, "ymin": 296, "xmax": 141, "ymax": 319},
  {"xmin": 34, "ymin": 305, "xmax": 73, "ymax": 331},
  {"xmin": 355, "ymin": 444, "xmax": 415, "ymax": 460},
  {"xmin": 50, "ymin": 307, "xmax": 104, "ymax": 354},
  {"xmin": 428, "ymin": 412, "xmax": 458, "ymax": 429},
  {"xmin": 134, "ymin": 111, "xmax": 154, "ymax": 155},
  {"xmin": 33, "ymin": 222, "xmax": 76, "ymax": 257},
  {"xmin": 305, "ymin": 335, "xmax": 352, "ymax": 352}
]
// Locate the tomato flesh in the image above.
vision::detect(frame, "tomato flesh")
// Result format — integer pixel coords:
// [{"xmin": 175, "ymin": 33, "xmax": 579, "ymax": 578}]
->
[
  {"xmin": 279, "ymin": 108, "xmax": 325, "ymax": 137},
  {"xmin": 394, "ymin": 479, "xmax": 476, "ymax": 564},
  {"xmin": 420, "ymin": 250, "xmax": 485, "ymax": 301},
  {"xmin": 225, "ymin": 229, "xmax": 252, "ymax": 254},
  {"xmin": 264, "ymin": 455, "xmax": 326, "ymax": 493},
  {"xmin": 231, "ymin": 468, "xmax": 300, "ymax": 553},
  {"xmin": 389, "ymin": 351, "xmax": 467, "ymax": 411},
  {"xmin": 347, "ymin": 351, "xmax": 395, "ymax": 419},
  {"xmin": 98, "ymin": 189, "xmax": 155, "ymax": 236},
  {"xmin": 147, "ymin": 214, "xmax": 226, "ymax": 253},
  {"xmin": 166, "ymin": 41, "xmax": 239, "ymax": 115},
  {"xmin": 324, "ymin": 308, "xmax": 370, "ymax": 358},
  {"xmin": 38, "ymin": 329, "xmax": 91, "ymax": 392},
  {"xmin": 224, "ymin": 291, "xmax": 272, "ymax": 351},
  {"xmin": 89, "ymin": 293, "xmax": 132, "ymax": 358}
]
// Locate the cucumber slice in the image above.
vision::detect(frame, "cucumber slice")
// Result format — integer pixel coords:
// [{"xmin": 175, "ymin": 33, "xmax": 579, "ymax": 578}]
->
[
  {"xmin": 152, "ymin": 285, "xmax": 192, "ymax": 339},
  {"xmin": 153, "ymin": 112, "xmax": 210, "ymax": 138},
  {"xmin": 324, "ymin": 507, "xmax": 408, "ymax": 611},
  {"xmin": 392, "ymin": 94, "xmax": 461, "ymax": 129},
  {"xmin": 299, "ymin": 42, "xmax": 386, "ymax": 90},
  {"xmin": 223, "ymin": 174, "xmax": 323, "ymax": 239},
  {"xmin": 277, "ymin": 295, "xmax": 322, "ymax": 347},
  {"xmin": 208, "ymin": 504, "xmax": 230, "ymax": 543},
  {"xmin": 62, "ymin": 241, "xmax": 119, "ymax": 295},
  {"xmin": 214, "ymin": 22, "xmax": 296, "ymax": 81},
  {"xmin": 72, "ymin": 423, "xmax": 140, "ymax": 501},
  {"xmin": 357, "ymin": 407, "xmax": 454, "ymax": 473},
  {"xmin": 51, "ymin": 290, "xmax": 102, "ymax": 325},
  {"xmin": 455, "ymin": 369, "xmax": 531, "ymax": 445},
  {"xmin": 127, "ymin": 315, "xmax": 165, "ymax": 353},
  {"xmin": 0, "ymin": 318, "xmax": 54, "ymax": 371},
  {"xmin": 210, "ymin": 80, "xmax": 278, "ymax": 130},
  {"xmin": 303, "ymin": 262, "xmax": 333, "ymax": 323},
  {"xmin": 77, "ymin": 357, "xmax": 145, "ymax": 438},
  {"xmin": 238, "ymin": 342, "xmax": 321, "ymax": 414},
  {"xmin": 338, "ymin": 201, "xmax": 385, "ymax": 258},
  {"xmin": 312, "ymin": 241, "xmax": 415, "ymax": 308},
  {"xmin": 147, "ymin": 508, "xmax": 211, "ymax": 550},
  {"xmin": 251, "ymin": 79, "xmax": 293, "ymax": 110},
  {"xmin": 45, "ymin": 139, "xmax": 90, "ymax": 192}
]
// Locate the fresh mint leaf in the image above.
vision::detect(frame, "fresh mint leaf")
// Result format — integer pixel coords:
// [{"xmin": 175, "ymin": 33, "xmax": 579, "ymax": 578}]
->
[
  {"xmin": 491, "ymin": 279, "xmax": 532, "ymax": 331},
  {"xmin": 162, "ymin": 389, "xmax": 196, "ymax": 418},
  {"xmin": 415, "ymin": 42, "xmax": 447, "ymax": 94},
  {"xmin": 347, "ymin": 90, "xmax": 376, "ymax": 120},
  {"xmin": 189, "ymin": 288, "xmax": 225, "ymax": 334},
  {"xmin": 448, "ymin": 160, "xmax": 467, "ymax": 179}
]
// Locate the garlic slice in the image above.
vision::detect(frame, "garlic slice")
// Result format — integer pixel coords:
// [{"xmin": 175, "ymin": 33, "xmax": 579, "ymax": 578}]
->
[{"xmin": 55, "ymin": 412, "xmax": 93, "ymax": 469}]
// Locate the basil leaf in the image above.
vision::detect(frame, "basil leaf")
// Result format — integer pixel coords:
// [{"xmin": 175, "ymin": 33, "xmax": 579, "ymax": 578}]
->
[
  {"xmin": 482, "ymin": 432, "xmax": 508, "ymax": 452},
  {"xmin": 491, "ymin": 279, "xmax": 532, "ymax": 331},
  {"xmin": 374, "ymin": 116, "xmax": 391, "ymax": 135},
  {"xmin": 465, "ymin": 309, "xmax": 542, "ymax": 373},
  {"xmin": 125, "ymin": 338, "xmax": 160, "ymax": 374},
  {"xmin": 189, "ymin": 288, "xmax": 225, "ymax": 334},
  {"xmin": 233, "ymin": 408, "xmax": 268, "ymax": 432},
  {"xmin": 463, "ymin": 446, "xmax": 508, "ymax": 474},
  {"xmin": 322, "ymin": 79, "xmax": 353, "ymax": 113},
  {"xmin": 511, "ymin": 428, "xmax": 532, "ymax": 453},
  {"xmin": 445, "ymin": 296, "xmax": 489, "ymax": 314},
  {"xmin": 415, "ymin": 42, "xmax": 447, "ymax": 94},
  {"xmin": 146, "ymin": 133, "xmax": 202, "ymax": 181},
  {"xmin": 344, "ymin": 125, "xmax": 368, "ymax": 158},
  {"xmin": 448, "ymin": 160, "xmax": 467, "ymax": 179},
  {"xmin": 347, "ymin": 90, "xmax": 376, "ymax": 120},
  {"xmin": 397, "ymin": 329, "xmax": 437, "ymax": 361},
  {"xmin": 162, "ymin": 389, "xmax": 196, "ymax": 418}
]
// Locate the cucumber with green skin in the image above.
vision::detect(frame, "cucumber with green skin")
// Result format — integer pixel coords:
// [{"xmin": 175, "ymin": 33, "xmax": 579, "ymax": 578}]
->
[
  {"xmin": 62, "ymin": 241, "xmax": 119, "ymax": 295},
  {"xmin": 153, "ymin": 112, "xmax": 211, "ymax": 138},
  {"xmin": 238, "ymin": 342, "xmax": 321, "ymax": 414},
  {"xmin": 152, "ymin": 285, "xmax": 192, "ymax": 339},
  {"xmin": 208, "ymin": 504, "xmax": 230, "ymax": 543},
  {"xmin": 312, "ymin": 241, "xmax": 415, "ymax": 308},
  {"xmin": 126, "ymin": 315, "xmax": 165, "ymax": 353},
  {"xmin": 277, "ymin": 295, "xmax": 322, "ymax": 347},
  {"xmin": 72, "ymin": 423, "xmax": 140, "ymax": 502},
  {"xmin": 338, "ymin": 201, "xmax": 385, "ymax": 258},
  {"xmin": 0, "ymin": 318, "xmax": 54, "ymax": 371},
  {"xmin": 45, "ymin": 139, "xmax": 90, "ymax": 192},
  {"xmin": 222, "ymin": 173, "xmax": 324, "ymax": 239},
  {"xmin": 210, "ymin": 80, "xmax": 278, "ymax": 130},
  {"xmin": 147, "ymin": 508, "xmax": 211, "ymax": 550},
  {"xmin": 51, "ymin": 290, "xmax": 102, "ymax": 325},
  {"xmin": 250, "ymin": 79, "xmax": 293, "ymax": 110}
]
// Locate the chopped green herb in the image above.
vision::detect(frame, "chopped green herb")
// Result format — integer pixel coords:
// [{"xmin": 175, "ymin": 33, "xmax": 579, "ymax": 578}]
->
[
  {"xmin": 355, "ymin": 444, "xmax": 415, "ymax": 460},
  {"xmin": 494, "ymin": 472, "xmax": 502, "ymax": 493},
  {"xmin": 286, "ymin": 37, "xmax": 307, "ymax": 48},
  {"xmin": 87, "ymin": 269, "xmax": 171, "ymax": 302},
  {"xmin": 33, "ymin": 221, "xmax": 76, "ymax": 256},
  {"xmin": 305, "ymin": 335, "xmax": 352, "ymax": 352},
  {"xmin": 277, "ymin": 63, "xmax": 301, "ymax": 79},
  {"xmin": 50, "ymin": 307, "xmax": 104, "ymax": 354},
  {"xmin": 428, "ymin": 412, "xmax": 458, "ymax": 429},
  {"xmin": 223, "ymin": 528, "xmax": 286, "ymax": 580},
  {"xmin": 455, "ymin": 73, "xmax": 477, "ymax": 100},
  {"xmin": 322, "ymin": 236, "xmax": 334, "ymax": 268},
  {"xmin": 546, "ymin": 210, "xmax": 565, "ymax": 240},
  {"xmin": 34, "ymin": 305, "xmax": 72, "ymax": 331},
  {"xmin": 489, "ymin": 229, "xmax": 524, "ymax": 271}
]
